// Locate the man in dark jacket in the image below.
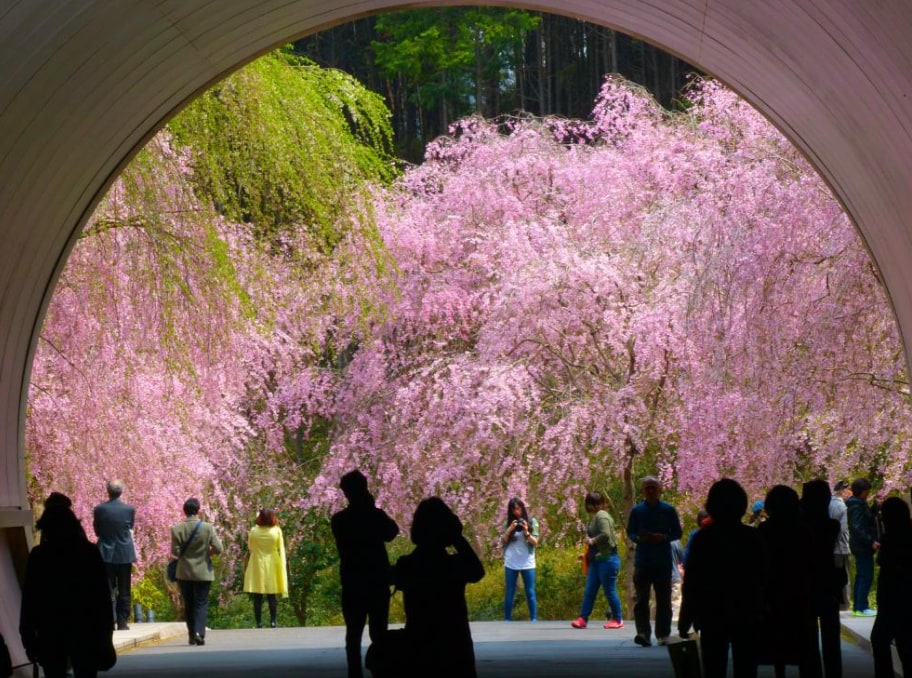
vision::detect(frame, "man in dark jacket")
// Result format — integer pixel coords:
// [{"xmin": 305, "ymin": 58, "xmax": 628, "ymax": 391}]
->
[
  {"xmin": 93, "ymin": 480, "xmax": 136, "ymax": 630},
  {"xmin": 626, "ymin": 476, "xmax": 683, "ymax": 647},
  {"xmin": 332, "ymin": 470, "xmax": 399, "ymax": 678},
  {"xmin": 846, "ymin": 478, "xmax": 879, "ymax": 616}
]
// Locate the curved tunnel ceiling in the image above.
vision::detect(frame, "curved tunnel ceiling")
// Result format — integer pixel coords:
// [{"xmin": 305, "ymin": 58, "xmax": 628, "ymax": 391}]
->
[{"xmin": 2, "ymin": 1, "xmax": 912, "ymax": 515}]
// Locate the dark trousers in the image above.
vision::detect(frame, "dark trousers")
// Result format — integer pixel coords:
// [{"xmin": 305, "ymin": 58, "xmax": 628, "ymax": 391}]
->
[
  {"xmin": 41, "ymin": 655, "xmax": 98, "ymax": 678},
  {"xmin": 252, "ymin": 593, "xmax": 277, "ymax": 626},
  {"xmin": 871, "ymin": 614, "xmax": 912, "ymax": 678},
  {"xmin": 633, "ymin": 564, "xmax": 672, "ymax": 639},
  {"xmin": 701, "ymin": 623, "xmax": 759, "ymax": 678},
  {"xmin": 852, "ymin": 552, "xmax": 874, "ymax": 612},
  {"xmin": 179, "ymin": 580, "xmax": 212, "ymax": 639},
  {"xmin": 341, "ymin": 585, "xmax": 391, "ymax": 678},
  {"xmin": 105, "ymin": 562, "xmax": 132, "ymax": 626},
  {"xmin": 815, "ymin": 593, "xmax": 842, "ymax": 678}
]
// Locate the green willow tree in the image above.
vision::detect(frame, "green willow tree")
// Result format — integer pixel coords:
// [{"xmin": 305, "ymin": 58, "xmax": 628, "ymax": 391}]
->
[{"xmin": 169, "ymin": 49, "xmax": 396, "ymax": 247}]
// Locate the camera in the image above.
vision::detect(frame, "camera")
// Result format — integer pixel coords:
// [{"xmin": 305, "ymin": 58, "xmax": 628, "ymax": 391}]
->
[{"xmin": 515, "ymin": 519, "xmax": 527, "ymax": 531}]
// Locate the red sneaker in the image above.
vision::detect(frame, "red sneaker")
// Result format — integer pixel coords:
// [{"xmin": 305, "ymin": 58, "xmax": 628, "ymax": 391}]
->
[
  {"xmin": 603, "ymin": 619, "xmax": 624, "ymax": 629},
  {"xmin": 571, "ymin": 617, "xmax": 588, "ymax": 629}
]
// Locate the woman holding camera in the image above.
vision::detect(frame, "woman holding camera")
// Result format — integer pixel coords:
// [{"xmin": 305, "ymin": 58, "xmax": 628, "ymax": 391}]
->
[
  {"xmin": 502, "ymin": 497, "xmax": 539, "ymax": 621},
  {"xmin": 571, "ymin": 491, "xmax": 624, "ymax": 629}
]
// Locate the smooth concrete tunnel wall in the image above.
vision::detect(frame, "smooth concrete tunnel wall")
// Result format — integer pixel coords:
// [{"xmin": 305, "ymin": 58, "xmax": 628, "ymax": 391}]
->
[{"xmin": 3, "ymin": 0, "xmax": 912, "ymax": 665}]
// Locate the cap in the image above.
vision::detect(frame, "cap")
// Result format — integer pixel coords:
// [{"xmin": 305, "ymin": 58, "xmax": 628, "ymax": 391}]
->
[
  {"xmin": 751, "ymin": 500, "xmax": 765, "ymax": 513},
  {"xmin": 833, "ymin": 480, "xmax": 850, "ymax": 492}
]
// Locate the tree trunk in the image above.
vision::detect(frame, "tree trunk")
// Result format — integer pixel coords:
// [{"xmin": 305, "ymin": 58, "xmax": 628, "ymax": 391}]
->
[{"xmin": 622, "ymin": 444, "xmax": 638, "ymax": 617}]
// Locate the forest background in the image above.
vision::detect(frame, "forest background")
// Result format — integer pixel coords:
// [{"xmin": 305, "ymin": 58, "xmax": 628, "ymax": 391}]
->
[{"xmin": 25, "ymin": 8, "xmax": 912, "ymax": 627}]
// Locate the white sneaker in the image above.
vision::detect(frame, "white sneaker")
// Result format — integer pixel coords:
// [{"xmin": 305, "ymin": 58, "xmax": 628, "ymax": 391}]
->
[{"xmin": 656, "ymin": 636, "xmax": 671, "ymax": 646}]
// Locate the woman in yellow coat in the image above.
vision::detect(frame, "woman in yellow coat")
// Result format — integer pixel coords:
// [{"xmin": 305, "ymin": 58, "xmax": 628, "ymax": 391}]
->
[{"xmin": 243, "ymin": 508, "xmax": 288, "ymax": 627}]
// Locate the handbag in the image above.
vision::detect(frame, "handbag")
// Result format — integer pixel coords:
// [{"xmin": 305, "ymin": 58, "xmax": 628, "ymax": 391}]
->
[{"xmin": 167, "ymin": 520, "xmax": 202, "ymax": 582}]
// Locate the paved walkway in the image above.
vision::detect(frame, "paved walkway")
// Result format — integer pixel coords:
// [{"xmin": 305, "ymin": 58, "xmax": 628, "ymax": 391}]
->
[{"xmin": 89, "ymin": 613, "xmax": 896, "ymax": 678}]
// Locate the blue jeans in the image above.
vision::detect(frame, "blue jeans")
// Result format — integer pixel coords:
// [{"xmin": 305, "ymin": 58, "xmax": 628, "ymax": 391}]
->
[
  {"xmin": 505, "ymin": 567, "xmax": 537, "ymax": 620},
  {"xmin": 853, "ymin": 552, "xmax": 874, "ymax": 612},
  {"xmin": 579, "ymin": 553, "xmax": 622, "ymax": 621}
]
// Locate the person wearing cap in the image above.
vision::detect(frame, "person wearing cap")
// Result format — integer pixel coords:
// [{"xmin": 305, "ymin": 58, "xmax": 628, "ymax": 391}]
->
[
  {"xmin": 748, "ymin": 500, "xmax": 766, "ymax": 527},
  {"xmin": 331, "ymin": 470, "xmax": 400, "ymax": 678},
  {"xmin": 829, "ymin": 480, "xmax": 852, "ymax": 611}
]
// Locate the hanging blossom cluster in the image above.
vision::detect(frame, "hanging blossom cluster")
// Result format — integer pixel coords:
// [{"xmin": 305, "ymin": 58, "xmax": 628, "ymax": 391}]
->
[
  {"xmin": 26, "ymin": 76, "xmax": 911, "ymax": 568},
  {"xmin": 312, "ymin": 76, "xmax": 910, "ymax": 546}
]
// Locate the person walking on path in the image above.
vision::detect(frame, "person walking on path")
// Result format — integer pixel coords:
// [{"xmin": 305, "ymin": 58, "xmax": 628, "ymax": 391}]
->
[
  {"xmin": 828, "ymin": 480, "xmax": 852, "ymax": 611},
  {"xmin": 20, "ymin": 496, "xmax": 116, "ymax": 678},
  {"xmin": 625, "ymin": 476, "xmax": 682, "ymax": 647},
  {"xmin": 243, "ymin": 508, "xmax": 288, "ymax": 628},
  {"xmin": 93, "ymin": 480, "xmax": 136, "ymax": 631},
  {"xmin": 846, "ymin": 478, "xmax": 879, "ymax": 616},
  {"xmin": 501, "ymin": 497, "xmax": 539, "ymax": 622},
  {"xmin": 570, "ymin": 491, "xmax": 624, "ymax": 630},
  {"xmin": 331, "ymin": 470, "xmax": 399, "ymax": 678},
  {"xmin": 170, "ymin": 497, "xmax": 223, "ymax": 647},
  {"xmin": 682, "ymin": 479, "xmax": 766, "ymax": 678},
  {"xmin": 869, "ymin": 496, "xmax": 912, "ymax": 678},
  {"xmin": 802, "ymin": 479, "xmax": 844, "ymax": 678}
]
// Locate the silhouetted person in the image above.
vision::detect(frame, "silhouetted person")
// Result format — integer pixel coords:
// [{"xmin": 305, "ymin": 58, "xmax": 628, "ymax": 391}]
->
[
  {"xmin": 801, "ymin": 479, "xmax": 843, "ymax": 678},
  {"xmin": 870, "ymin": 497, "xmax": 912, "ymax": 677},
  {"xmin": 846, "ymin": 478, "xmax": 879, "ymax": 616},
  {"xmin": 682, "ymin": 479, "xmax": 766, "ymax": 678},
  {"xmin": 20, "ymin": 497, "xmax": 116, "ymax": 678},
  {"xmin": 170, "ymin": 497, "xmax": 223, "ymax": 646},
  {"xmin": 93, "ymin": 479, "xmax": 137, "ymax": 630},
  {"xmin": 758, "ymin": 485, "xmax": 821, "ymax": 678},
  {"xmin": 625, "ymin": 475, "xmax": 683, "ymax": 646},
  {"xmin": 331, "ymin": 470, "xmax": 399, "ymax": 678},
  {"xmin": 393, "ymin": 497, "xmax": 485, "ymax": 677},
  {"xmin": 677, "ymin": 508, "xmax": 711, "ymax": 639}
]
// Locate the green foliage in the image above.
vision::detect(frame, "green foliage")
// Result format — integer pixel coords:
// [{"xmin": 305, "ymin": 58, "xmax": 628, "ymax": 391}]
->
[
  {"xmin": 168, "ymin": 49, "xmax": 396, "ymax": 248},
  {"xmin": 373, "ymin": 8, "xmax": 540, "ymax": 118}
]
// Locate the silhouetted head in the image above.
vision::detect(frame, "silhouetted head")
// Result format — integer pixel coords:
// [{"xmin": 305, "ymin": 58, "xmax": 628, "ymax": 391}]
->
[
  {"xmin": 411, "ymin": 496, "xmax": 462, "ymax": 549},
  {"xmin": 704, "ymin": 478, "xmax": 748, "ymax": 524},
  {"xmin": 584, "ymin": 491, "xmax": 607, "ymax": 513},
  {"xmin": 880, "ymin": 497, "xmax": 911, "ymax": 532},
  {"xmin": 764, "ymin": 485, "xmax": 800, "ymax": 520},
  {"xmin": 183, "ymin": 497, "xmax": 201, "ymax": 517},
  {"xmin": 43, "ymin": 491, "xmax": 73, "ymax": 510},
  {"xmin": 850, "ymin": 478, "xmax": 872, "ymax": 500},
  {"xmin": 801, "ymin": 478, "xmax": 831, "ymax": 518},
  {"xmin": 340, "ymin": 470, "xmax": 370, "ymax": 502},
  {"xmin": 256, "ymin": 508, "xmax": 278, "ymax": 527},
  {"xmin": 106, "ymin": 479, "xmax": 124, "ymax": 499},
  {"xmin": 507, "ymin": 497, "xmax": 529, "ymax": 524},
  {"xmin": 36, "ymin": 504, "xmax": 84, "ymax": 542}
]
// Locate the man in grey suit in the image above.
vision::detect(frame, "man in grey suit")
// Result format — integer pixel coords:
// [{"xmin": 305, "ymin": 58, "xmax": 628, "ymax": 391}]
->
[{"xmin": 93, "ymin": 479, "xmax": 137, "ymax": 630}]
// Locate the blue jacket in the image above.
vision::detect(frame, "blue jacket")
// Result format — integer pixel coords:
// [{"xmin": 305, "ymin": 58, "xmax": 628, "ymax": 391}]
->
[{"xmin": 626, "ymin": 500, "xmax": 683, "ymax": 569}]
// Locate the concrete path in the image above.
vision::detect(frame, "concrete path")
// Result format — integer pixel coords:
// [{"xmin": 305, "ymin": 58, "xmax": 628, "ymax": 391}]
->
[{"xmin": 99, "ymin": 615, "xmax": 891, "ymax": 677}]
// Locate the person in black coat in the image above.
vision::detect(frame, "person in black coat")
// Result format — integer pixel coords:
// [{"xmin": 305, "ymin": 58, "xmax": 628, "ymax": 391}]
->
[
  {"xmin": 93, "ymin": 480, "xmax": 137, "ymax": 630},
  {"xmin": 393, "ymin": 497, "xmax": 485, "ymax": 677},
  {"xmin": 682, "ymin": 478, "xmax": 767, "ymax": 678},
  {"xmin": 20, "ymin": 496, "xmax": 116, "ymax": 678},
  {"xmin": 758, "ymin": 485, "xmax": 821, "ymax": 678},
  {"xmin": 801, "ymin": 479, "xmax": 843, "ymax": 678},
  {"xmin": 870, "ymin": 497, "xmax": 912, "ymax": 677},
  {"xmin": 331, "ymin": 470, "xmax": 399, "ymax": 678}
]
